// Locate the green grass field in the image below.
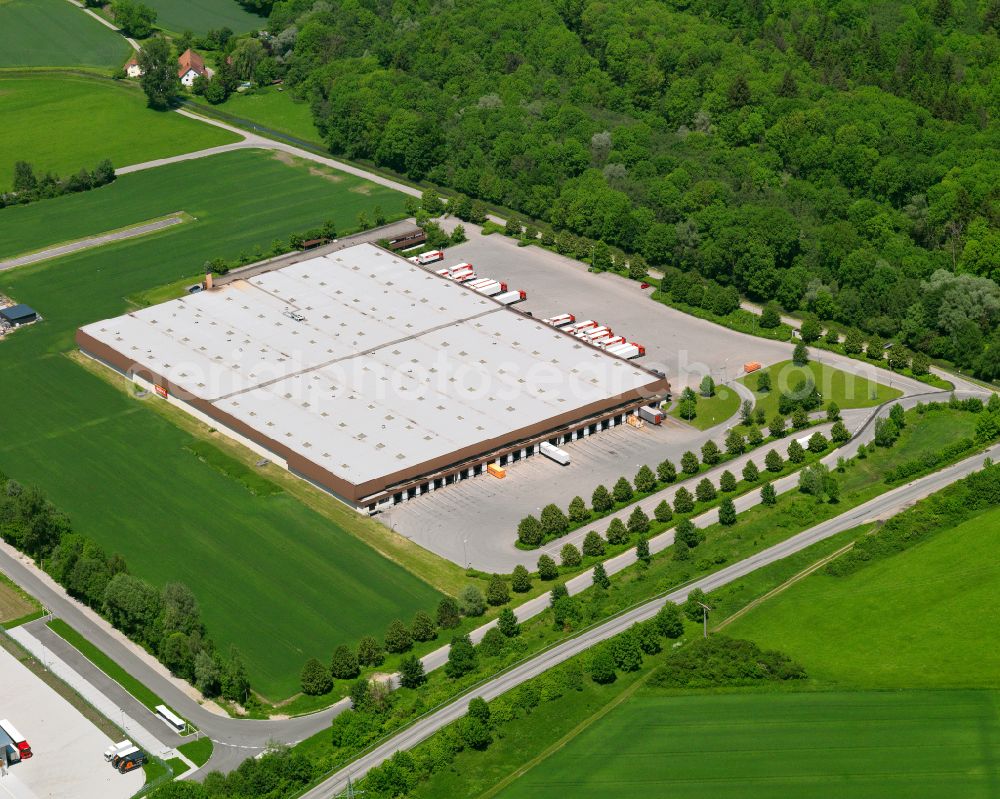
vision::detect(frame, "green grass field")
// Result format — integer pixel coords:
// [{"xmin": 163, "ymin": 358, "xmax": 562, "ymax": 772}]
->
[
  {"xmin": 0, "ymin": 76, "xmax": 239, "ymax": 189},
  {"xmin": 0, "ymin": 0, "xmax": 129, "ymax": 69},
  {"xmin": 727, "ymin": 505, "xmax": 1000, "ymax": 689},
  {"xmin": 740, "ymin": 360, "xmax": 901, "ymax": 420},
  {"xmin": 668, "ymin": 384, "xmax": 741, "ymax": 429},
  {"xmin": 214, "ymin": 87, "xmax": 324, "ymax": 143},
  {"xmin": 498, "ymin": 690, "xmax": 1000, "ymax": 799},
  {"xmin": 143, "ymin": 0, "xmax": 265, "ymax": 34},
  {"xmin": 0, "ymin": 150, "xmax": 440, "ymax": 698}
]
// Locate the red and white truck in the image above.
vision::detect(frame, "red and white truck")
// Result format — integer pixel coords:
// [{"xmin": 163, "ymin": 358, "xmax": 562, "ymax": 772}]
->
[
  {"xmin": 543, "ymin": 313, "xmax": 575, "ymax": 328},
  {"xmin": 564, "ymin": 320, "xmax": 597, "ymax": 335},
  {"xmin": 607, "ymin": 342, "xmax": 645, "ymax": 359},
  {"xmin": 449, "ymin": 263, "xmax": 475, "ymax": 281},
  {"xmin": 0, "ymin": 719, "xmax": 31, "ymax": 760},
  {"xmin": 494, "ymin": 290, "xmax": 526, "ymax": 305},
  {"xmin": 638, "ymin": 405, "xmax": 664, "ymax": 425},
  {"xmin": 416, "ymin": 250, "xmax": 444, "ymax": 265},
  {"xmin": 581, "ymin": 326, "xmax": 612, "ymax": 342},
  {"xmin": 467, "ymin": 278, "xmax": 507, "ymax": 296},
  {"xmin": 598, "ymin": 335, "xmax": 626, "ymax": 349}
]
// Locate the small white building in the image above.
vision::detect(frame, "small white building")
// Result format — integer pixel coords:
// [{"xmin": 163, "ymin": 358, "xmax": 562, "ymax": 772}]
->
[
  {"xmin": 124, "ymin": 55, "xmax": 143, "ymax": 78},
  {"xmin": 177, "ymin": 48, "xmax": 212, "ymax": 87}
]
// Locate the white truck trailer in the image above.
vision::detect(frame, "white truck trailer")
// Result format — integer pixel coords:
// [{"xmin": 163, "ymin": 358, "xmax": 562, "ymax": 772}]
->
[
  {"xmin": 494, "ymin": 290, "xmax": 526, "ymax": 305},
  {"xmin": 539, "ymin": 441, "xmax": 570, "ymax": 465}
]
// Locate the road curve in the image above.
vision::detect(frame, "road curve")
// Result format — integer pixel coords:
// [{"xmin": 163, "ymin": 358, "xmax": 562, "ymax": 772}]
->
[{"xmin": 300, "ymin": 440, "xmax": 1000, "ymax": 797}]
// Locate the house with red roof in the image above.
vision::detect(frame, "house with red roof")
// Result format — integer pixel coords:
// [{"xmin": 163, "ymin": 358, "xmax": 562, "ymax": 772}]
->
[
  {"xmin": 124, "ymin": 54, "xmax": 143, "ymax": 78},
  {"xmin": 177, "ymin": 48, "xmax": 213, "ymax": 87}
]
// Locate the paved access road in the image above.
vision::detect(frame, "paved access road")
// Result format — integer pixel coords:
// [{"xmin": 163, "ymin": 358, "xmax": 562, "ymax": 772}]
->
[
  {"xmin": 299, "ymin": 439, "xmax": 1000, "ymax": 797},
  {"xmin": 0, "ymin": 214, "xmax": 186, "ymax": 272}
]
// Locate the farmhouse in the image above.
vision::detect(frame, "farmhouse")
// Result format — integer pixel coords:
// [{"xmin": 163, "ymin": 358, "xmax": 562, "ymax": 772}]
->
[
  {"xmin": 124, "ymin": 55, "xmax": 143, "ymax": 78},
  {"xmin": 77, "ymin": 244, "xmax": 669, "ymax": 513},
  {"xmin": 177, "ymin": 48, "xmax": 212, "ymax": 86}
]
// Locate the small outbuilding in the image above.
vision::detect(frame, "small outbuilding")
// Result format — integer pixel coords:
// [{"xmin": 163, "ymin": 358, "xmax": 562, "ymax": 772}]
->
[
  {"xmin": 0, "ymin": 305, "xmax": 37, "ymax": 326},
  {"xmin": 124, "ymin": 55, "xmax": 143, "ymax": 78}
]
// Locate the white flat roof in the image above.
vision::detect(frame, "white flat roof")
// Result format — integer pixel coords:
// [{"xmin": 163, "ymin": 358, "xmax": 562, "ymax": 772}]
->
[{"xmin": 81, "ymin": 244, "xmax": 659, "ymax": 487}]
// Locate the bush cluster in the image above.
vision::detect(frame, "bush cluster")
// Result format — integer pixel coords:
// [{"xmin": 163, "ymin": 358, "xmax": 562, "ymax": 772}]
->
[{"xmin": 2, "ymin": 159, "xmax": 115, "ymax": 208}]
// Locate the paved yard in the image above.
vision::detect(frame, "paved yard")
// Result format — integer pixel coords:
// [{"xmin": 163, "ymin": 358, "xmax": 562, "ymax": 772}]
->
[{"xmin": 0, "ymin": 645, "xmax": 142, "ymax": 799}]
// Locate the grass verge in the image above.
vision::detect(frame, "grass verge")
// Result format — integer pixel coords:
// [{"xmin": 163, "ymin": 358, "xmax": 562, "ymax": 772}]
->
[{"xmin": 178, "ymin": 736, "xmax": 214, "ymax": 767}]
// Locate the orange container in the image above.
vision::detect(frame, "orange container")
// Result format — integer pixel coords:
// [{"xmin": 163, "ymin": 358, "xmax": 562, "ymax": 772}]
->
[
  {"xmin": 487, "ymin": 464, "xmax": 506, "ymax": 479},
  {"xmin": 743, "ymin": 361, "xmax": 762, "ymax": 373}
]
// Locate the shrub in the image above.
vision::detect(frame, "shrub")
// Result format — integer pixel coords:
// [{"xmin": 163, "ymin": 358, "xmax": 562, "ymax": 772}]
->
[
  {"xmin": 874, "ymin": 417, "xmax": 899, "ymax": 447},
  {"xmin": 478, "ymin": 627, "xmax": 506, "ymax": 657},
  {"xmin": 606, "ymin": 518, "xmax": 629, "ymax": 545},
  {"xmin": 657, "ymin": 459, "xmax": 677, "ymax": 483},
  {"xmin": 486, "ymin": 574, "xmax": 510, "ymax": 606},
  {"xmin": 330, "ymin": 645, "xmax": 359, "ymax": 680},
  {"xmin": 636, "ymin": 536, "xmax": 650, "ymax": 564},
  {"xmin": 826, "ymin": 401, "xmax": 841, "ymax": 421},
  {"xmin": 357, "ymin": 636, "xmax": 384, "ymax": 667},
  {"xmin": 725, "ymin": 429, "xmax": 746, "ymax": 456},
  {"xmin": 497, "ymin": 607, "xmax": 520, "ymax": 638},
  {"xmin": 808, "ymin": 432, "xmax": 829, "ymax": 453},
  {"xmin": 769, "ymin": 414, "xmax": 787, "ymax": 438},
  {"xmin": 537, "ymin": 554, "xmax": 558, "ymax": 580},
  {"xmin": 746, "ymin": 425, "xmax": 763, "ymax": 446},
  {"xmin": 672, "ymin": 539, "xmax": 690, "ymax": 560},
  {"xmin": 591, "ymin": 484, "xmax": 613, "ymax": 512},
  {"xmin": 540, "ymin": 504, "xmax": 569, "ymax": 538},
  {"xmin": 756, "ymin": 371, "xmax": 772, "ymax": 392},
  {"xmin": 683, "ymin": 588, "xmax": 708, "ymax": 621},
  {"xmin": 700, "ymin": 375, "xmax": 716, "ymax": 397},
  {"xmin": 681, "ymin": 451, "xmax": 700, "ymax": 474},
  {"xmin": 831, "ymin": 421, "xmax": 850, "ymax": 442},
  {"xmin": 460, "ymin": 585, "xmax": 487, "ymax": 617},
  {"xmin": 445, "ymin": 634, "xmax": 477, "ymax": 678},
  {"xmin": 610, "ymin": 629, "xmax": 642, "ymax": 671},
  {"xmin": 437, "ymin": 597, "xmax": 461, "ymax": 629},
  {"xmin": 654, "ymin": 602, "xmax": 685, "ymax": 638},
  {"xmin": 695, "ymin": 478, "xmax": 717, "ymax": 503},
  {"xmin": 517, "ymin": 515, "xmax": 542, "ymax": 546},
  {"xmin": 511, "ymin": 564, "xmax": 531, "ymax": 593},
  {"xmin": 560, "ymin": 543, "xmax": 582, "ymax": 567},
  {"xmin": 673, "ymin": 487, "xmax": 695, "ymax": 513},
  {"xmin": 650, "ymin": 635, "xmax": 806, "ymax": 687},
  {"xmin": 634, "ymin": 465, "xmax": 656, "ymax": 493},
  {"xmin": 567, "ymin": 496, "xmax": 590, "ymax": 523},
  {"xmin": 384, "ymin": 619, "xmax": 412, "ymax": 654},
  {"xmin": 787, "ymin": 439, "xmax": 805, "ymax": 463},
  {"xmin": 742, "ymin": 460, "xmax": 759, "ymax": 482},
  {"xmin": 718, "ymin": 498, "xmax": 737, "ymax": 526},
  {"xmin": 791, "ymin": 407, "xmax": 810, "ymax": 429},
  {"xmin": 582, "ymin": 531, "xmax": 606, "ymax": 557},
  {"xmin": 398, "ymin": 654, "xmax": 426, "ymax": 688},
  {"xmin": 589, "ymin": 646, "xmax": 617, "ymax": 684},
  {"xmin": 792, "ymin": 342, "xmax": 809, "ymax": 365},
  {"xmin": 654, "ymin": 499, "xmax": 673, "ymax": 523},
  {"xmin": 765, "ymin": 449, "xmax": 784, "ymax": 472},
  {"xmin": 612, "ymin": 477, "xmax": 634, "ymax": 503},
  {"xmin": 719, "ymin": 470, "xmax": 737, "ymax": 492},
  {"xmin": 592, "ymin": 562, "xmax": 611, "ymax": 589},
  {"xmin": 627, "ymin": 506, "xmax": 650, "ymax": 535},
  {"xmin": 411, "ymin": 611, "xmax": 437, "ymax": 642},
  {"xmin": 701, "ymin": 440, "xmax": 722, "ymax": 465},
  {"xmin": 300, "ymin": 657, "xmax": 333, "ymax": 695},
  {"xmin": 761, "ymin": 483, "xmax": 777, "ymax": 506},
  {"xmin": 675, "ymin": 519, "xmax": 701, "ymax": 549}
]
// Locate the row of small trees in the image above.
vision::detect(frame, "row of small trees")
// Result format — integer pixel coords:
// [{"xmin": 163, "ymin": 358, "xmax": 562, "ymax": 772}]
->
[
  {"xmin": 517, "ymin": 410, "xmax": 847, "ymax": 547},
  {"xmin": 299, "ymin": 575, "xmax": 530, "ymax": 695},
  {"xmin": 2, "ymin": 159, "xmax": 115, "ymax": 208},
  {"xmin": 0, "ymin": 472, "xmax": 249, "ymax": 703}
]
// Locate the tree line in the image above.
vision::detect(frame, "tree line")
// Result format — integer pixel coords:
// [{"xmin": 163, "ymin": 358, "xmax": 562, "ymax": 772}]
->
[
  {"xmin": 2, "ymin": 160, "xmax": 114, "ymax": 207},
  {"xmin": 234, "ymin": 0, "xmax": 1000, "ymax": 379},
  {"xmin": 0, "ymin": 471, "xmax": 250, "ymax": 704}
]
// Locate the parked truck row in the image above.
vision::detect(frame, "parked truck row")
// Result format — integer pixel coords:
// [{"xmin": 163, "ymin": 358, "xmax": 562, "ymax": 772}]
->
[
  {"xmin": 426, "ymin": 260, "xmax": 527, "ymax": 305},
  {"xmin": 542, "ymin": 313, "xmax": 645, "ymax": 359}
]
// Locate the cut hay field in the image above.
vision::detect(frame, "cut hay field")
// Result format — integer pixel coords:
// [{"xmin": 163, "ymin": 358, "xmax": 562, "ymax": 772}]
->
[
  {"xmin": 0, "ymin": 149, "xmax": 434, "ymax": 698},
  {"xmin": 143, "ymin": 0, "xmax": 265, "ymax": 34},
  {"xmin": 497, "ymin": 689, "xmax": 1000, "ymax": 799},
  {"xmin": 739, "ymin": 359, "xmax": 902, "ymax": 420},
  {"xmin": 0, "ymin": 76, "xmax": 239, "ymax": 189},
  {"xmin": 726, "ymin": 504, "xmax": 1000, "ymax": 689},
  {"xmin": 0, "ymin": 0, "xmax": 129, "ymax": 69}
]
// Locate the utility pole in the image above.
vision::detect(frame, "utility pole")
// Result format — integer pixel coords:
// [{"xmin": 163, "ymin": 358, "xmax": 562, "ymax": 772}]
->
[
  {"xmin": 696, "ymin": 601, "xmax": 712, "ymax": 638},
  {"xmin": 338, "ymin": 775, "xmax": 365, "ymax": 799}
]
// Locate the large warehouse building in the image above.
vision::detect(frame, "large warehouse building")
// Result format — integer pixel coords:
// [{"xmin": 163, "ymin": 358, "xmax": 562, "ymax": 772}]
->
[{"xmin": 77, "ymin": 243, "xmax": 669, "ymax": 512}]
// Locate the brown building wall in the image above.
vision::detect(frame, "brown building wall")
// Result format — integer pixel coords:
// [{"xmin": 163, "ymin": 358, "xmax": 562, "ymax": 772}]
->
[{"xmin": 76, "ymin": 328, "xmax": 669, "ymax": 505}]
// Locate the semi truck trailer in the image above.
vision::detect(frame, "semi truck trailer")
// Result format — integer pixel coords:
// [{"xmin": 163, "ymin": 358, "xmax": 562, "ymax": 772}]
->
[
  {"xmin": 539, "ymin": 441, "xmax": 570, "ymax": 465},
  {"xmin": 494, "ymin": 290, "xmax": 526, "ymax": 305}
]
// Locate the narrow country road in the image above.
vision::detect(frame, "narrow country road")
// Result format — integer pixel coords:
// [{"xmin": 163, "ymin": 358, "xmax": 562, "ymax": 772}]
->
[
  {"xmin": 65, "ymin": 0, "xmax": 139, "ymax": 51},
  {"xmin": 0, "ymin": 214, "xmax": 186, "ymax": 271}
]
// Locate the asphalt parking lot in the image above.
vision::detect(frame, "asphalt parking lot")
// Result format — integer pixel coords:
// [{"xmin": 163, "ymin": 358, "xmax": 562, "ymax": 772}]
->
[
  {"xmin": 439, "ymin": 232, "xmax": 794, "ymax": 390},
  {"xmin": 0, "ymin": 644, "xmax": 142, "ymax": 799}
]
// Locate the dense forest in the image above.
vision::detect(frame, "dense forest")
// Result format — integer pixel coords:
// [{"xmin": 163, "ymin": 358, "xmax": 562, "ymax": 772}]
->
[{"xmin": 255, "ymin": 0, "xmax": 998, "ymax": 376}]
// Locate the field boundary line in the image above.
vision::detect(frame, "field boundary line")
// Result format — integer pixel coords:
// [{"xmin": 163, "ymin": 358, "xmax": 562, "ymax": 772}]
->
[
  {"xmin": 0, "ymin": 212, "xmax": 191, "ymax": 271},
  {"xmin": 713, "ymin": 541, "xmax": 856, "ymax": 631},
  {"xmin": 476, "ymin": 669, "xmax": 657, "ymax": 799}
]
